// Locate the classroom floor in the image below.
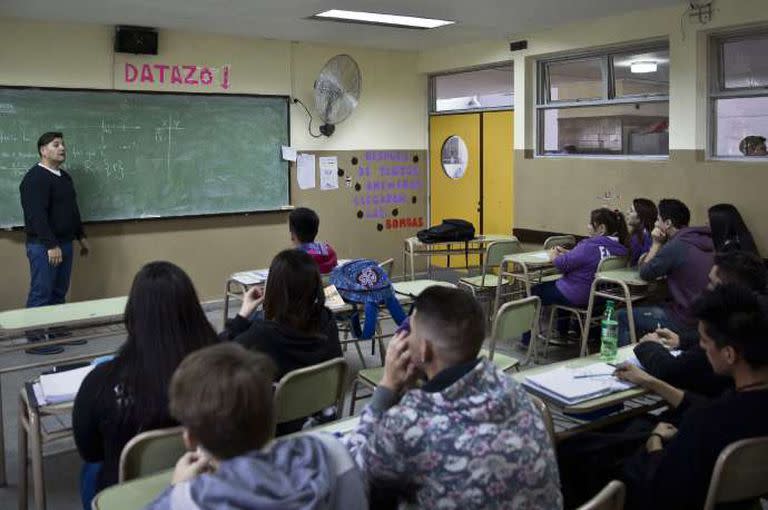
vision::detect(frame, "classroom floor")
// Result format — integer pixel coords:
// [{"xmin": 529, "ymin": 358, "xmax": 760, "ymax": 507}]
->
[{"xmin": 0, "ymin": 269, "xmax": 582, "ymax": 510}]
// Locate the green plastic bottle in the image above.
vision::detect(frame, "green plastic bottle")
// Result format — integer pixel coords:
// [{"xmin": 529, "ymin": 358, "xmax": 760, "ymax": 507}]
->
[{"xmin": 600, "ymin": 300, "xmax": 618, "ymax": 362}]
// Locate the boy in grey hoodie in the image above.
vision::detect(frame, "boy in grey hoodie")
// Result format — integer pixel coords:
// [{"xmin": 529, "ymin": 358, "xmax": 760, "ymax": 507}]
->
[
  {"xmin": 145, "ymin": 343, "xmax": 366, "ymax": 510},
  {"xmin": 617, "ymin": 199, "xmax": 714, "ymax": 348}
]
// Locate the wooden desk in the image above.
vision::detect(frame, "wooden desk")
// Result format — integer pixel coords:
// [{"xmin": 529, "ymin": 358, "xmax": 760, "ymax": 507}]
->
[
  {"xmin": 0, "ymin": 297, "xmax": 126, "ymax": 487},
  {"xmin": 402, "ymin": 235, "xmax": 516, "ymax": 281},
  {"xmin": 579, "ymin": 268, "xmax": 650, "ymax": 356},
  {"xmin": 494, "ymin": 250, "xmax": 558, "ymax": 315},
  {"xmin": 18, "ymin": 385, "xmax": 75, "ymax": 510},
  {"xmin": 514, "ymin": 347, "xmax": 664, "ymax": 441}
]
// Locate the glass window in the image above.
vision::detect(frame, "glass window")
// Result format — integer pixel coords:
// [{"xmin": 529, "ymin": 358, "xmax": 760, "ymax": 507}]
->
[
  {"xmin": 711, "ymin": 31, "xmax": 768, "ymax": 158},
  {"xmin": 722, "ymin": 35, "xmax": 768, "ymax": 89},
  {"xmin": 547, "ymin": 58, "xmax": 604, "ymax": 102},
  {"xmin": 537, "ymin": 43, "xmax": 669, "ymax": 157},
  {"xmin": 441, "ymin": 136, "xmax": 469, "ymax": 178},
  {"xmin": 432, "ymin": 65, "xmax": 513, "ymax": 112},
  {"xmin": 541, "ymin": 103, "xmax": 669, "ymax": 156},
  {"xmin": 715, "ymin": 97, "xmax": 768, "ymax": 157},
  {"xmin": 613, "ymin": 49, "xmax": 670, "ymax": 97}
]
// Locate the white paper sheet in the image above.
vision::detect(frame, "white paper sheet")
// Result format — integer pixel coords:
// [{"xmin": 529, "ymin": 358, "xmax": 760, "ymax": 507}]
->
[
  {"xmin": 319, "ymin": 156, "xmax": 339, "ymax": 190},
  {"xmin": 39, "ymin": 365, "xmax": 95, "ymax": 404},
  {"xmin": 281, "ymin": 146, "xmax": 297, "ymax": 161},
  {"xmin": 297, "ymin": 154, "xmax": 316, "ymax": 190}
]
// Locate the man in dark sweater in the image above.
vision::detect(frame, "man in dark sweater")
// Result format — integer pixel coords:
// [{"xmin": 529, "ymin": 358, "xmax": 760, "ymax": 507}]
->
[
  {"xmin": 615, "ymin": 284, "xmax": 768, "ymax": 510},
  {"xmin": 634, "ymin": 250, "xmax": 766, "ymax": 397},
  {"xmin": 19, "ymin": 132, "xmax": 90, "ymax": 354},
  {"xmin": 617, "ymin": 198, "xmax": 714, "ymax": 347}
]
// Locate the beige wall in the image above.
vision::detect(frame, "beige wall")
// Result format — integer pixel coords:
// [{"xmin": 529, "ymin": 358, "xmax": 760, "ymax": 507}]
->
[
  {"xmin": 0, "ymin": 18, "xmax": 427, "ymax": 309},
  {"xmin": 419, "ymin": 0, "xmax": 768, "ymax": 252}
]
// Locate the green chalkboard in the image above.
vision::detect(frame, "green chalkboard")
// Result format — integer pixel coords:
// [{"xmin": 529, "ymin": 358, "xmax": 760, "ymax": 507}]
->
[{"xmin": 0, "ymin": 88, "xmax": 289, "ymax": 228}]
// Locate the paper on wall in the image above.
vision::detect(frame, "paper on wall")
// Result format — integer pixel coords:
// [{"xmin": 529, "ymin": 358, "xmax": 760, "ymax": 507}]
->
[
  {"xmin": 319, "ymin": 156, "xmax": 339, "ymax": 190},
  {"xmin": 281, "ymin": 146, "xmax": 297, "ymax": 161},
  {"xmin": 297, "ymin": 153, "xmax": 316, "ymax": 190}
]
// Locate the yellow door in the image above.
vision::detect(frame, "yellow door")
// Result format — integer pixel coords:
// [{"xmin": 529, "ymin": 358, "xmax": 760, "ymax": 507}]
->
[
  {"xmin": 482, "ymin": 111, "xmax": 514, "ymax": 235},
  {"xmin": 429, "ymin": 114, "xmax": 481, "ymax": 267}
]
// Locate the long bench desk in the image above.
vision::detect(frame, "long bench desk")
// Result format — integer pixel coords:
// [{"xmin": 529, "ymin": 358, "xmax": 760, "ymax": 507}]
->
[
  {"xmin": 402, "ymin": 234, "xmax": 516, "ymax": 281},
  {"xmin": 0, "ymin": 297, "xmax": 128, "ymax": 487},
  {"xmin": 514, "ymin": 346, "xmax": 664, "ymax": 441}
]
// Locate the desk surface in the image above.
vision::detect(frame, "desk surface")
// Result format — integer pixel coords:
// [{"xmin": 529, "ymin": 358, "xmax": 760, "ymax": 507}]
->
[
  {"xmin": 504, "ymin": 250, "xmax": 552, "ymax": 267},
  {"xmin": 0, "ymin": 296, "xmax": 127, "ymax": 333},
  {"xmin": 595, "ymin": 268, "xmax": 647, "ymax": 286},
  {"xmin": 513, "ymin": 346, "xmax": 646, "ymax": 413},
  {"xmin": 405, "ymin": 234, "xmax": 515, "ymax": 248}
]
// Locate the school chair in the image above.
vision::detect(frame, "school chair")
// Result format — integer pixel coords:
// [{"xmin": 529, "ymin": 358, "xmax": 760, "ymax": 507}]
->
[
  {"xmin": 272, "ymin": 357, "xmax": 348, "ymax": 436},
  {"xmin": 702, "ymin": 436, "xmax": 768, "ymax": 510},
  {"xmin": 118, "ymin": 426, "xmax": 186, "ymax": 482},
  {"xmin": 91, "ymin": 469, "xmax": 173, "ymax": 510},
  {"xmin": 543, "ymin": 235, "xmax": 576, "ymax": 251},
  {"xmin": 458, "ymin": 239, "xmax": 523, "ymax": 322},
  {"xmin": 347, "ymin": 365, "xmax": 384, "ymax": 416},
  {"xmin": 576, "ymin": 480, "xmax": 626, "ymax": 510},
  {"xmin": 483, "ymin": 296, "xmax": 540, "ymax": 370},
  {"xmin": 528, "ymin": 394, "xmax": 556, "ymax": 449},
  {"xmin": 541, "ymin": 256, "xmax": 628, "ymax": 359},
  {"xmin": 378, "ymin": 258, "xmax": 395, "ymax": 278}
]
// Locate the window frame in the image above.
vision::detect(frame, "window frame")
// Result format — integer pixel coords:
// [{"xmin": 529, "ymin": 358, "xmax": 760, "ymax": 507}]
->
[
  {"xmin": 536, "ymin": 41, "xmax": 670, "ymax": 157},
  {"xmin": 708, "ymin": 28, "xmax": 768, "ymax": 159},
  {"xmin": 429, "ymin": 62, "xmax": 515, "ymax": 114}
]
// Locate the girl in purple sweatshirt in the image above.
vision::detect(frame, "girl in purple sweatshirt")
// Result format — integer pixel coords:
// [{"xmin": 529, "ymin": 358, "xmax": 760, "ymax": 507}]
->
[
  {"xmin": 627, "ymin": 198, "xmax": 657, "ymax": 266},
  {"xmin": 524, "ymin": 209, "xmax": 629, "ymax": 343}
]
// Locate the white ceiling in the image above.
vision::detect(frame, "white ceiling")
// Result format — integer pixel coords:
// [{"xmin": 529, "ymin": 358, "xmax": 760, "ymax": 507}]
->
[{"xmin": 3, "ymin": 0, "xmax": 681, "ymax": 51}]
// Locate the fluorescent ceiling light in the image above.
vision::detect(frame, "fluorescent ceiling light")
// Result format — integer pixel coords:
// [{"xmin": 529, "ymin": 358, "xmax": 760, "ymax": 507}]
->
[
  {"xmin": 630, "ymin": 61, "xmax": 658, "ymax": 74},
  {"xmin": 313, "ymin": 9, "xmax": 454, "ymax": 29}
]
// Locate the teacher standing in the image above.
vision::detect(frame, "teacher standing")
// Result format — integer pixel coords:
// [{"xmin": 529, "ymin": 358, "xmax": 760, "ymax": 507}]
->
[{"xmin": 20, "ymin": 132, "xmax": 90, "ymax": 354}]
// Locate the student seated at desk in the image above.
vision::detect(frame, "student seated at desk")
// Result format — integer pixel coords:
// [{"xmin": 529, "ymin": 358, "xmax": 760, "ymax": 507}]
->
[
  {"xmin": 615, "ymin": 284, "xmax": 768, "ymax": 510},
  {"xmin": 634, "ymin": 250, "xmax": 766, "ymax": 397},
  {"xmin": 220, "ymin": 249, "xmax": 342, "ymax": 433},
  {"xmin": 289, "ymin": 206, "xmax": 338, "ymax": 274},
  {"xmin": 73, "ymin": 262, "xmax": 219, "ymax": 506},
  {"xmin": 522, "ymin": 208, "xmax": 629, "ymax": 344},
  {"xmin": 617, "ymin": 198, "xmax": 714, "ymax": 348},
  {"xmin": 343, "ymin": 287, "xmax": 562, "ymax": 509},
  {"xmin": 708, "ymin": 202, "xmax": 760, "ymax": 256},
  {"xmin": 145, "ymin": 343, "xmax": 366, "ymax": 510},
  {"xmin": 627, "ymin": 198, "xmax": 657, "ymax": 266}
]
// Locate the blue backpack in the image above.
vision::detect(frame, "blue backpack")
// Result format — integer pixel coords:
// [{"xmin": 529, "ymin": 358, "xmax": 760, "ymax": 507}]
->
[{"xmin": 329, "ymin": 259, "xmax": 406, "ymax": 339}]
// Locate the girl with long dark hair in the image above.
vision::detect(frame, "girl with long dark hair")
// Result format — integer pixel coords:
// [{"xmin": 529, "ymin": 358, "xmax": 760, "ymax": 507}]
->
[
  {"xmin": 627, "ymin": 198, "xmax": 658, "ymax": 265},
  {"xmin": 708, "ymin": 203, "xmax": 759, "ymax": 256},
  {"xmin": 221, "ymin": 249, "xmax": 341, "ymax": 380},
  {"xmin": 73, "ymin": 261, "xmax": 218, "ymax": 500}
]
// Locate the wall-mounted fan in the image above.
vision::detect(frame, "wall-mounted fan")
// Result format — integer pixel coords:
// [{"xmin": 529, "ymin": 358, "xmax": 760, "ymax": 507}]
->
[{"xmin": 294, "ymin": 54, "xmax": 362, "ymax": 137}]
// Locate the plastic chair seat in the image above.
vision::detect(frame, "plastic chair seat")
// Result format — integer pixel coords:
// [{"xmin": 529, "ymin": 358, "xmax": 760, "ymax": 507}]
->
[
  {"xmin": 459, "ymin": 274, "xmax": 505, "ymax": 288},
  {"xmin": 357, "ymin": 367, "xmax": 384, "ymax": 387},
  {"xmin": 480, "ymin": 349, "xmax": 519, "ymax": 372}
]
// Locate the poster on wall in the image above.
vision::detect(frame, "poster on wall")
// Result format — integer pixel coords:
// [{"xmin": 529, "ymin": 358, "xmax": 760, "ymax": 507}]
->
[{"xmin": 351, "ymin": 151, "xmax": 425, "ymax": 233}]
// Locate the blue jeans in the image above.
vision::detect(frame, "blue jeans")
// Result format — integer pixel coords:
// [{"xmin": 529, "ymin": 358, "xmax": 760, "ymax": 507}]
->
[
  {"xmin": 26, "ymin": 241, "xmax": 73, "ymax": 308},
  {"xmin": 617, "ymin": 305, "xmax": 680, "ymax": 347},
  {"xmin": 80, "ymin": 462, "xmax": 102, "ymax": 510}
]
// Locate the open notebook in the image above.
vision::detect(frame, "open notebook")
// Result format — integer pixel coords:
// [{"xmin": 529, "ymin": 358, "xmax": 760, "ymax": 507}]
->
[
  {"xmin": 35, "ymin": 364, "xmax": 95, "ymax": 405},
  {"xmin": 523, "ymin": 362, "xmax": 635, "ymax": 407}
]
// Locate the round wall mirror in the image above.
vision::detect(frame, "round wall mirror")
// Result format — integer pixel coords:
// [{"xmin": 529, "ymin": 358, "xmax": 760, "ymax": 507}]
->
[{"xmin": 441, "ymin": 135, "xmax": 468, "ymax": 179}]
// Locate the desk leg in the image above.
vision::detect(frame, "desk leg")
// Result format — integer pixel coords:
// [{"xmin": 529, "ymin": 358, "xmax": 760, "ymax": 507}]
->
[
  {"xmin": 28, "ymin": 409, "xmax": 45, "ymax": 510},
  {"xmin": 581, "ymin": 281, "xmax": 598, "ymax": 357},
  {"xmin": 624, "ymin": 283, "xmax": 638, "ymax": 345},
  {"xmin": 18, "ymin": 395, "xmax": 28, "ymax": 510},
  {"xmin": 222, "ymin": 281, "xmax": 231, "ymax": 327},
  {"xmin": 0, "ymin": 375, "xmax": 6, "ymax": 487}
]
